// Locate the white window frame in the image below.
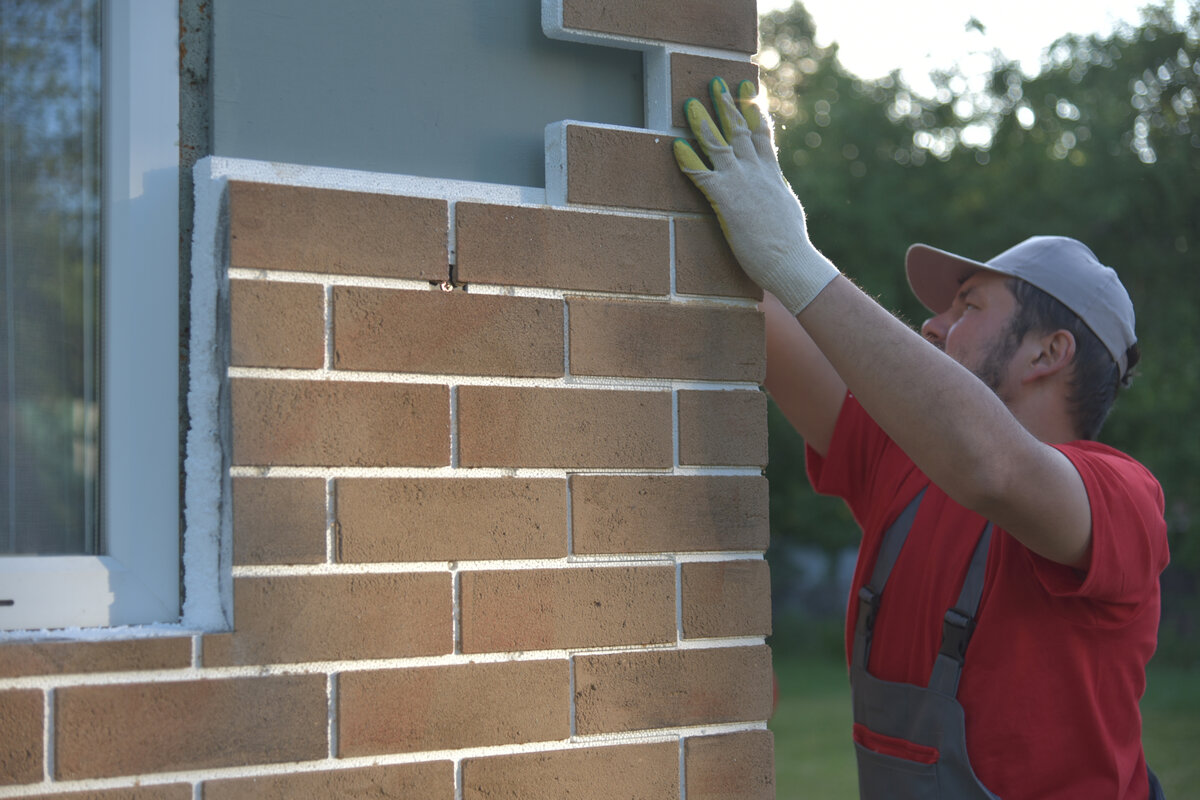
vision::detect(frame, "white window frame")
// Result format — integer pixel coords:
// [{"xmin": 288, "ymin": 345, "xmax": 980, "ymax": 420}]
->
[{"xmin": 0, "ymin": 1, "xmax": 180, "ymax": 631}]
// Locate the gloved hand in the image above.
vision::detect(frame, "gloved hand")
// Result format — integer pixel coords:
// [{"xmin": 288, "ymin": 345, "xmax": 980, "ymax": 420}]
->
[{"xmin": 674, "ymin": 77, "xmax": 839, "ymax": 315}]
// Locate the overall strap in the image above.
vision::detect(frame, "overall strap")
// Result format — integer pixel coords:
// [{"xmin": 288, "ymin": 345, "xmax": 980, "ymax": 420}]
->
[{"xmin": 927, "ymin": 522, "xmax": 994, "ymax": 697}]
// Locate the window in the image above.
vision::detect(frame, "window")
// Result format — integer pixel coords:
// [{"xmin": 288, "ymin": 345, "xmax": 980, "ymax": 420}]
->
[{"xmin": 1, "ymin": 0, "xmax": 180, "ymax": 631}]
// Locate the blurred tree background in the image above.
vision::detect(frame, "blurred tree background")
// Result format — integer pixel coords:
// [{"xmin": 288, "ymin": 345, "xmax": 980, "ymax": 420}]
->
[{"xmin": 760, "ymin": 1, "xmax": 1200, "ymax": 665}]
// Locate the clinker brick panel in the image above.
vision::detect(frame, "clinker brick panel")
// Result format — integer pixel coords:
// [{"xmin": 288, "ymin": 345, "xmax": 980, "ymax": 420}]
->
[
  {"xmin": 203, "ymin": 574, "xmax": 450, "ymax": 666},
  {"xmin": 229, "ymin": 279, "xmax": 324, "ymax": 369},
  {"xmin": 686, "ymin": 730, "xmax": 776, "ymax": 800},
  {"xmin": 670, "ymin": 54, "xmax": 759, "ymax": 130},
  {"xmin": 0, "ymin": 638, "xmax": 190, "ymax": 679},
  {"xmin": 232, "ymin": 477, "xmax": 326, "ymax": 566},
  {"xmin": 203, "ymin": 762, "xmax": 454, "ymax": 800},
  {"xmin": 682, "ymin": 560, "xmax": 772, "ymax": 639},
  {"xmin": 457, "ymin": 387, "xmax": 671, "ymax": 469},
  {"xmin": 573, "ymin": 645, "xmax": 773, "ymax": 734},
  {"xmin": 674, "ymin": 217, "xmax": 760, "ymax": 300},
  {"xmin": 678, "ymin": 390, "xmax": 768, "ymax": 466},
  {"xmin": 460, "ymin": 567, "xmax": 675, "ymax": 653},
  {"xmin": 462, "ymin": 742, "xmax": 678, "ymax": 800},
  {"xmin": 55, "ymin": 675, "xmax": 326, "ymax": 779},
  {"xmin": 333, "ymin": 286, "xmax": 563, "ymax": 377},
  {"xmin": 571, "ymin": 475, "xmax": 769, "ymax": 554},
  {"xmin": 565, "ymin": 126, "xmax": 709, "ymax": 214},
  {"xmin": 0, "ymin": 689, "xmax": 42, "ymax": 786},
  {"xmin": 455, "ymin": 203, "xmax": 670, "ymax": 295},
  {"xmin": 339, "ymin": 660, "xmax": 569, "ymax": 756},
  {"xmin": 561, "ymin": 0, "xmax": 758, "ymax": 53},
  {"xmin": 231, "ymin": 378, "xmax": 449, "ymax": 467},
  {"xmin": 228, "ymin": 181, "xmax": 447, "ymax": 280},
  {"xmin": 568, "ymin": 297, "xmax": 763, "ymax": 382},
  {"xmin": 336, "ymin": 478, "xmax": 566, "ymax": 563}
]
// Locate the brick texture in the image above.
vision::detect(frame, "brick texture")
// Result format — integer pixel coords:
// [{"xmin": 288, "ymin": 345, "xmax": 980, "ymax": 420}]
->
[
  {"xmin": 0, "ymin": 638, "xmax": 190, "ymax": 679},
  {"xmin": 231, "ymin": 378, "xmax": 449, "ymax": 467},
  {"xmin": 670, "ymin": 54, "xmax": 759, "ymax": 129},
  {"xmin": 678, "ymin": 390, "xmax": 768, "ymax": 466},
  {"xmin": 339, "ymin": 661, "xmax": 569, "ymax": 756},
  {"xmin": 571, "ymin": 475, "xmax": 769, "ymax": 554},
  {"xmin": 228, "ymin": 181, "xmax": 447, "ymax": 280},
  {"xmin": 568, "ymin": 297, "xmax": 763, "ymax": 381},
  {"xmin": 55, "ymin": 676, "xmax": 326, "ymax": 779},
  {"xmin": 674, "ymin": 216, "xmax": 760, "ymax": 300},
  {"xmin": 17, "ymin": 788, "xmax": 193, "ymax": 800},
  {"xmin": 455, "ymin": 203, "xmax": 670, "ymax": 295},
  {"xmin": 457, "ymin": 387, "xmax": 672, "ymax": 469},
  {"xmin": 203, "ymin": 763, "xmax": 454, "ymax": 800},
  {"xmin": 232, "ymin": 477, "xmax": 327, "ymax": 566},
  {"xmin": 336, "ymin": 478, "xmax": 566, "ymax": 562},
  {"xmin": 0, "ymin": 689, "xmax": 42, "ymax": 786},
  {"xmin": 203, "ymin": 573, "xmax": 451, "ymax": 666},
  {"xmin": 565, "ymin": 126, "xmax": 709, "ymax": 213},
  {"xmin": 560, "ymin": 0, "xmax": 758, "ymax": 53},
  {"xmin": 229, "ymin": 279, "xmax": 324, "ymax": 368},
  {"xmin": 460, "ymin": 566, "xmax": 675, "ymax": 653},
  {"xmin": 462, "ymin": 742, "xmax": 678, "ymax": 800},
  {"xmin": 573, "ymin": 646, "xmax": 773, "ymax": 734},
  {"xmin": 681, "ymin": 560, "xmax": 772, "ymax": 639},
  {"xmin": 685, "ymin": 730, "xmax": 776, "ymax": 800}
]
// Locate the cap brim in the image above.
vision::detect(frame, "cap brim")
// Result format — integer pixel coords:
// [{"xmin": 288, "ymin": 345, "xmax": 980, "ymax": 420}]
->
[{"xmin": 905, "ymin": 244, "xmax": 1003, "ymax": 314}]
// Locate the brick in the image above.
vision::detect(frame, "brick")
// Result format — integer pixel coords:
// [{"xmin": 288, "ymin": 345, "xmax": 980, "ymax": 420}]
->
[
  {"xmin": 55, "ymin": 675, "xmax": 326, "ymax": 779},
  {"xmin": 231, "ymin": 378, "xmax": 449, "ymax": 467},
  {"xmin": 463, "ymin": 742, "xmax": 678, "ymax": 800},
  {"xmin": 339, "ymin": 660, "xmax": 568, "ymax": 756},
  {"xmin": 0, "ymin": 690, "xmax": 42, "ymax": 786},
  {"xmin": 229, "ymin": 279, "xmax": 324, "ymax": 368},
  {"xmin": 228, "ymin": 181, "xmax": 447, "ymax": 280},
  {"xmin": 232, "ymin": 477, "xmax": 326, "ymax": 565},
  {"xmin": 460, "ymin": 567, "xmax": 675, "ymax": 653},
  {"xmin": 573, "ymin": 645, "xmax": 772, "ymax": 734},
  {"xmin": 561, "ymin": 0, "xmax": 758, "ymax": 53},
  {"xmin": 568, "ymin": 297, "xmax": 763, "ymax": 381},
  {"xmin": 456, "ymin": 202, "xmax": 669, "ymax": 294},
  {"xmin": 203, "ymin": 574, "xmax": 450, "ymax": 666},
  {"xmin": 681, "ymin": 560, "xmax": 772, "ymax": 639},
  {"xmin": 204, "ymin": 762, "xmax": 454, "ymax": 800},
  {"xmin": 674, "ymin": 216, "xmax": 761, "ymax": 299},
  {"xmin": 670, "ymin": 54, "xmax": 759, "ymax": 129},
  {"xmin": 0, "ymin": 638, "xmax": 190, "ymax": 679},
  {"xmin": 685, "ymin": 730, "xmax": 776, "ymax": 800},
  {"xmin": 18, "ymin": 787, "xmax": 192, "ymax": 800},
  {"xmin": 571, "ymin": 475, "xmax": 769, "ymax": 554},
  {"xmin": 333, "ymin": 286, "xmax": 563, "ymax": 377},
  {"xmin": 336, "ymin": 478, "xmax": 566, "ymax": 563},
  {"xmin": 457, "ymin": 387, "xmax": 671, "ymax": 469},
  {"xmin": 565, "ymin": 125, "xmax": 709, "ymax": 213},
  {"xmin": 678, "ymin": 390, "xmax": 767, "ymax": 466}
]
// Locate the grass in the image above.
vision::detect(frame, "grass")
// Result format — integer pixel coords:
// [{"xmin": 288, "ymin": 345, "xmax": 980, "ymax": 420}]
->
[{"xmin": 769, "ymin": 651, "xmax": 1200, "ymax": 799}]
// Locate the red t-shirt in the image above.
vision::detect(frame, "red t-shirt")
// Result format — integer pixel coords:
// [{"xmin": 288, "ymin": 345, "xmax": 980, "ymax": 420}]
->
[{"xmin": 807, "ymin": 393, "xmax": 1169, "ymax": 799}]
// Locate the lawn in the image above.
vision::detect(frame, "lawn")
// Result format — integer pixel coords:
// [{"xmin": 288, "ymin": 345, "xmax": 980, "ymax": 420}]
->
[{"xmin": 770, "ymin": 652, "xmax": 1200, "ymax": 798}]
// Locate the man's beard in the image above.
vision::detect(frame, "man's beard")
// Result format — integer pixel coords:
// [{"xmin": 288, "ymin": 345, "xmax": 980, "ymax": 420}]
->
[{"xmin": 971, "ymin": 321, "xmax": 1023, "ymax": 400}]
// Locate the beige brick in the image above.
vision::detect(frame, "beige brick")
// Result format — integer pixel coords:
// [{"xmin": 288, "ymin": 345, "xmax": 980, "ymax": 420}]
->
[
  {"xmin": 231, "ymin": 378, "xmax": 449, "ymax": 467},
  {"xmin": 229, "ymin": 279, "xmax": 324, "ymax": 368},
  {"xmin": 55, "ymin": 676, "xmax": 326, "ymax": 779},
  {"xmin": 333, "ymin": 287, "xmax": 563, "ymax": 377},
  {"xmin": 204, "ymin": 762, "xmax": 454, "ymax": 800},
  {"xmin": 0, "ymin": 638, "xmax": 190, "ymax": 679},
  {"xmin": 568, "ymin": 297, "xmax": 763, "ymax": 381},
  {"xmin": 0, "ymin": 690, "xmax": 42, "ymax": 786},
  {"xmin": 571, "ymin": 475, "xmax": 769, "ymax": 554},
  {"xmin": 457, "ymin": 387, "xmax": 671, "ymax": 469},
  {"xmin": 18, "ymin": 787, "xmax": 192, "ymax": 800},
  {"xmin": 460, "ymin": 567, "xmax": 675, "ymax": 653},
  {"xmin": 339, "ymin": 660, "xmax": 568, "ymax": 756},
  {"xmin": 462, "ymin": 742, "xmax": 678, "ymax": 800},
  {"xmin": 678, "ymin": 390, "xmax": 767, "ymax": 466},
  {"xmin": 682, "ymin": 560, "xmax": 772, "ymax": 639},
  {"xmin": 232, "ymin": 477, "xmax": 326, "ymax": 566},
  {"xmin": 685, "ymin": 730, "xmax": 776, "ymax": 800},
  {"xmin": 565, "ymin": 126, "xmax": 709, "ymax": 213},
  {"xmin": 456, "ymin": 203, "xmax": 670, "ymax": 295},
  {"xmin": 574, "ymin": 645, "xmax": 772, "ymax": 734},
  {"xmin": 670, "ymin": 54, "xmax": 759, "ymax": 130},
  {"xmin": 229, "ymin": 181, "xmax": 447, "ymax": 280},
  {"xmin": 561, "ymin": 0, "xmax": 758, "ymax": 53},
  {"xmin": 203, "ymin": 574, "xmax": 450, "ymax": 666},
  {"xmin": 674, "ymin": 216, "xmax": 761, "ymax": 300},
  {"xmin": 336, "ymin": 478, "xmax": 566, "ymax": 563}
]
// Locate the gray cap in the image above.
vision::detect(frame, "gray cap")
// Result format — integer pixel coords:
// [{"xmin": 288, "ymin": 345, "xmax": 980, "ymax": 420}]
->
[{"xmin": 905, "ymin": 235, "xmax": 1137, "ymax": 377}]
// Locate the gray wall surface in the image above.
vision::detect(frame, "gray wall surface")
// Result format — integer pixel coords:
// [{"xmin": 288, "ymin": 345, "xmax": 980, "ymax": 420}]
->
[{"xmin": 212, "ymin": 0, "xmax": 643, "ymax": 187}]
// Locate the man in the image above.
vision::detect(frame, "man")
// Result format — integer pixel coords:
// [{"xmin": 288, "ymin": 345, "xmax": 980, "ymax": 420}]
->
[{"xmin": 674, "ymin": 78, "xmax": 1169, "ymax": 798}]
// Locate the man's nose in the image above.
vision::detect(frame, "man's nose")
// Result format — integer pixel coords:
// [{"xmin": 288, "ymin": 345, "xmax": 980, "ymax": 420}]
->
[{"xmin": 921, "ymin": 312, "xmax": 951, "ymax": 348}]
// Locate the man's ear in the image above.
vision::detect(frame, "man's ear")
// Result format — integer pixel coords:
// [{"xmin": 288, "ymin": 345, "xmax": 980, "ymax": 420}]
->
[{"xmin": 1024, "ymin": 329, "xmax": 1076, "ymax": 383}]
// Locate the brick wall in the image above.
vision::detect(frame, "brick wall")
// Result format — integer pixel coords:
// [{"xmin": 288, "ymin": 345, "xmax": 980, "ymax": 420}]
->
[{"xmin": 0, "ymin": 1, "xmax": 774, "ymax": 797}]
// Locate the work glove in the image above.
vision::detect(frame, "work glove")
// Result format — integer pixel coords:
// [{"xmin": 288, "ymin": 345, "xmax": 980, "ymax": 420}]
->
[{"xmin": 674, "ymin": 77, "xmax": 839, "ymax": 315}]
